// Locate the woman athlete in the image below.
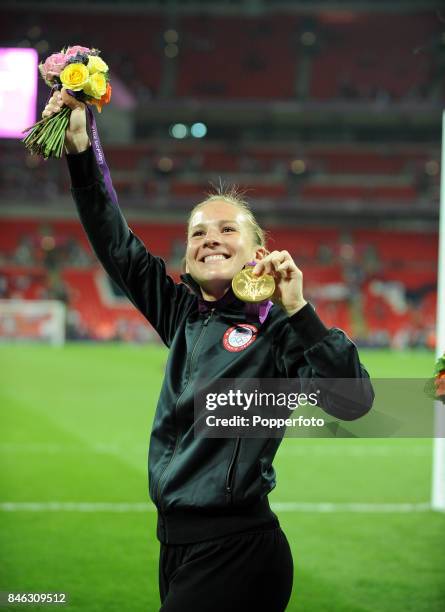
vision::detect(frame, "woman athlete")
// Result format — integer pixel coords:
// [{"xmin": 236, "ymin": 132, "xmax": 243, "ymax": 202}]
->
[{"xmin": 42, "ymin": 89, "xmax": 374, "ymax": 612}]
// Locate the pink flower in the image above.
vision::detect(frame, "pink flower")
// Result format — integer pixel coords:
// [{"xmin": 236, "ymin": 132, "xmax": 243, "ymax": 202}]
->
[
  {"xmin": 65, "ymin": 45, "xmax": 91, "ymax": 58},
  {"xmin": 39, "ymin": 52, "xmax": 67, "ymax": 83}
]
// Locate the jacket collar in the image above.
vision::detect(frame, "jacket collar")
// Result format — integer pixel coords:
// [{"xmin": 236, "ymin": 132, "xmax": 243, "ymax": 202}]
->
[{"xmin": 180, "ymin": 273, "xmax": 273, "ymax": 324}]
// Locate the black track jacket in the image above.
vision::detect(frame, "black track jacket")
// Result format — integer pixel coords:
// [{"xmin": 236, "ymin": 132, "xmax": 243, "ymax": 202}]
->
[{"xmin": 67, "ymin": 147, "xmax": 374, "ymax": 544}]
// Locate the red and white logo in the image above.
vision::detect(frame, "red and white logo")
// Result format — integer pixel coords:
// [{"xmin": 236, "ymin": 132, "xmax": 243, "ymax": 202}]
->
[{"xmin": 222, "ymin": 324, "xmax": 258, "ymax": 352}]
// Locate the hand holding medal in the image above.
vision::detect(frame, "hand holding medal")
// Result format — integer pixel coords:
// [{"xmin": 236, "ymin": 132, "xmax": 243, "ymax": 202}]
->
[
  {"xmin": 233, "ymin": 250, "xmax": 307, "ymax": 316},
  {"xmin": 232, "ymin": 264, "xmax": 275, "ymax": 303}
]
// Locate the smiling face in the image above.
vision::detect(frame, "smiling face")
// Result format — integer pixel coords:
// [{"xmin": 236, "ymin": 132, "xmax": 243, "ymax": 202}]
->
[{"xmin": 186, "ymin": 200, "xmax": 265, "ymax": 301}]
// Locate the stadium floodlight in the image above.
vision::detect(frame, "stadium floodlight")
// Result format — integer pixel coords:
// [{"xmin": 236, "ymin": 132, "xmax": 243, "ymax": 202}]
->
[
  {"xmin": 191, "ymin": 122, "xmax": 207, "ymax": 138},
  {"xmin": 0, "ymin": 299, "xmax": 66, "ymax": 346},
  {"xmin": 169, "ymin": 123, "xmax": 188, "ymax": 139},
  {"xmin": 432, "ymin": 111, "xmax": 445, "ymax": 512}
]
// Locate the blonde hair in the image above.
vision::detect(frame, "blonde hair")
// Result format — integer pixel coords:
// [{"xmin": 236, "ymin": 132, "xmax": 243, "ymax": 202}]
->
[{"xmin": 187, "ymin": 184, "xmax": 267, "ymax": 248}]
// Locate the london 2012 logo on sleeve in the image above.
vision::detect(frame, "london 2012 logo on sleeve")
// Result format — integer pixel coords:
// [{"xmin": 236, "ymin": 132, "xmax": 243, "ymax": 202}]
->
[{"xmin": 222, "ymin": 324, "xmax": 258, "ymax": 352}]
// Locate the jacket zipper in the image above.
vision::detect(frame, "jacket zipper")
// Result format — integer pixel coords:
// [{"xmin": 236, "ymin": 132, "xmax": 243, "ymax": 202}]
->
[
  {"xmin": 155, "ymin": 309, "xmax": 214, "ymax": 509},
  {"xmin": 225, "ymin": 437, "xmax": 241, "ymax": 502}
]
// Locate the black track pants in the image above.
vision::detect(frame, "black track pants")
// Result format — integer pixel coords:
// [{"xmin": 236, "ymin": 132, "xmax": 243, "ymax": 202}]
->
[{"xmin": 159, "ymin": 527, "xmax": 294, "ymax": 612}]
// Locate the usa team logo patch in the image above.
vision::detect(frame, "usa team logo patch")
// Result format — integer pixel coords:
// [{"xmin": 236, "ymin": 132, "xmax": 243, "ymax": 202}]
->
[{"xmin": 222, "ymin": 324, "xmax": 258, "ymax": 352}]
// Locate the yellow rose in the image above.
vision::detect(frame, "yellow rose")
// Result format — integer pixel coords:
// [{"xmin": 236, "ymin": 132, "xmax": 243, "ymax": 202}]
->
[
  {"xmin": 87, "ymin": 55, "xmax": 108, "ymax": 75},
  {"xmin": 59, "ymin": 63, "xmax": 89, "ymax": 91},
  {"xmin": 83, "ymin": 72, "xmax": 107, "ymax": 99}
]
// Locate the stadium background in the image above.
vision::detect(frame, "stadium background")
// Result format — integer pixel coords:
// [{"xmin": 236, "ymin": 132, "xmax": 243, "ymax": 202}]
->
[{"xmin": 0, "ymin": 0, "xmax": 444, "ymax": 610}]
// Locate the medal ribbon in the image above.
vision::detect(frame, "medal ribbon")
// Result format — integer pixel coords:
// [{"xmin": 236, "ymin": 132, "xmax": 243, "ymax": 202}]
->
[
  {"xmin": 85, "ymin": 104, "xmax": 118, "ymax": 206},
  {"xmin": 239, "ymin": 262, "xmax": 274, "ymax": 323},
  {"xmin": 61, "ymin": 86, "xmax": 118, "ymax": 206},
  {"xmin": 245, "ymin": 300, "xmax": 273, "ymax": 324}
]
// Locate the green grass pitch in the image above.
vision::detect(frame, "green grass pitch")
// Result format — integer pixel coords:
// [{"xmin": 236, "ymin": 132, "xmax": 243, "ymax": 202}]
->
[{"xmin": 1, "ymin": 345, "xmax": 444, "ymax": 611}]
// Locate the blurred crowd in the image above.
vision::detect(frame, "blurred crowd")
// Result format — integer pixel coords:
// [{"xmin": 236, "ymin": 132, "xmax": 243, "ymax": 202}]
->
[{"xmin": 0, "ymin": 224, "xmax": 436, "ymax": 349}]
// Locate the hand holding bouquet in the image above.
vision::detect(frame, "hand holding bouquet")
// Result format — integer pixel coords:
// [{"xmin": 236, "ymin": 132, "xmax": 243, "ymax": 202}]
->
[
  {"xmin": 23, "ymin": 45, "xmax": 112, "ymax": 159},
  {"xmin": 42, "ymin": 88, "xmax": 90, "ymax": 154}
]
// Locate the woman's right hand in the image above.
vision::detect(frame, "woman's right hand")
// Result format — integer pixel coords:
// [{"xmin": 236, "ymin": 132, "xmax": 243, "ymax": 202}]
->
[{"xmin": 42, "ymin": 88, "xmax": 90, "ymax": 154}]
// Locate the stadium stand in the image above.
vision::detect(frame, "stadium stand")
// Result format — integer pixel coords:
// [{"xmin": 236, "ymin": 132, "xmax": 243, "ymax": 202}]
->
[
  {"xmin": 176, "ymin": 15, "xmax": 299, "ymax": 99},
  {"xmin": 0, "ymin": 10, "xmax": 442, "ymax": 102},
  {"xmin": 0, "ymin": 218, "xmax": 437, "ymax": 346},
  {"xmin": 0, "ymin": 6, "xmax": 441, "ymax": 347},
  {"xmin": 0, "ymin": 141, "xmax": 439, "ymax": 209},
  {"xmin": 309, "ymin": 13, "xmax": 439, "ymax": 101}
]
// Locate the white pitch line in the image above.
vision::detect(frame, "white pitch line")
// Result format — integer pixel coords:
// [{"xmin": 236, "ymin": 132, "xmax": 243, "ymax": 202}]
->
[
  {"xmin": 0, "ymin": 501, "xmax": 432, "ymax": 513},
  {"xmin": 271, "ymin": 502, "xmax": 431, "ymax": 513},
  {"xmin": 0, "ymin": 502, "xmax": 153, "ymax": 512},
  {"xmin": 279, "ymin": 445, "xmax": 430, "ymax": 457}
]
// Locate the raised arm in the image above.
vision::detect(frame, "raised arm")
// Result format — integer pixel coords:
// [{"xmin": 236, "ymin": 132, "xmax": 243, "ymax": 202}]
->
[{"xmin": 42, "ymin": 90, "xmax": 195, "ymax": 346}]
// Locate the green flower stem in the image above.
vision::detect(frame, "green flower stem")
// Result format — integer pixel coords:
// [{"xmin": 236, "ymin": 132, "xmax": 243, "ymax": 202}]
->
[
  {"xmin": 23, "ymin": 106, "xmax": 72, "ymax": 159},
  {"xmin": 44, "ymin": 118, "xmax": 69, "ymax": 158},
  {"xmin": 47, "ymin": 117, "xmax": 68, "ymax": 149}
]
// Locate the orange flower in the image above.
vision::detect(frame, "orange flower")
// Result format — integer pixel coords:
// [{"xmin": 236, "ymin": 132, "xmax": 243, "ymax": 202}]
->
[
  {"xmin": 102, "ymin": 82, "xmax": 112, "ymax": 104},
  {"xmin": 89, "ymin": 82, "xmax": 112, "ymax": 113},
  {"xmin": 435, "ymin": 371, "xmax": 445, "ymax": 398}
]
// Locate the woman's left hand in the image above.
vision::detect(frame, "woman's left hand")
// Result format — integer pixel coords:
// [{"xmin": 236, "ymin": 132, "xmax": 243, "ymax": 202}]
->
[{"xmin": 252, "ymin": 250, "xmax": 307, "ymax": 316}]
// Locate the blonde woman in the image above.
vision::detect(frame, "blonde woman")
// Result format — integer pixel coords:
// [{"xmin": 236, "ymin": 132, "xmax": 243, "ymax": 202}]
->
[{"xmin": 42, "ymin": 90, "xmax": 374, "ymax": 612}]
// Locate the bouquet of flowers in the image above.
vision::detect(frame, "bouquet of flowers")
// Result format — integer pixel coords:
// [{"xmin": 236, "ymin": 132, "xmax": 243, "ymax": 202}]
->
[
  {"xmin": 23, "ymin": 45, "xmax": 112, "ymax": 159},
  {"xmin": 424, "ymin": 353, "xmax": 445, "ymax": 404}
]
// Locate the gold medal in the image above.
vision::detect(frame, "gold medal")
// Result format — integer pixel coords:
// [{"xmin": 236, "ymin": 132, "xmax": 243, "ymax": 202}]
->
[{"xmin": 232, "ymin": 267, "xmax": 275, "ymax": 303}]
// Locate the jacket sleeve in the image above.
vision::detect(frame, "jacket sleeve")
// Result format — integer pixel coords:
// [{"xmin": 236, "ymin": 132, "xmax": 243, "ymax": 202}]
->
[
  {"xmin": 66, "ymin": 147, "xmax": 195, "ymax": 347},
  {"xmin": 273, "ymin": 303, "xmax": 374, "ymax": 421}
]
